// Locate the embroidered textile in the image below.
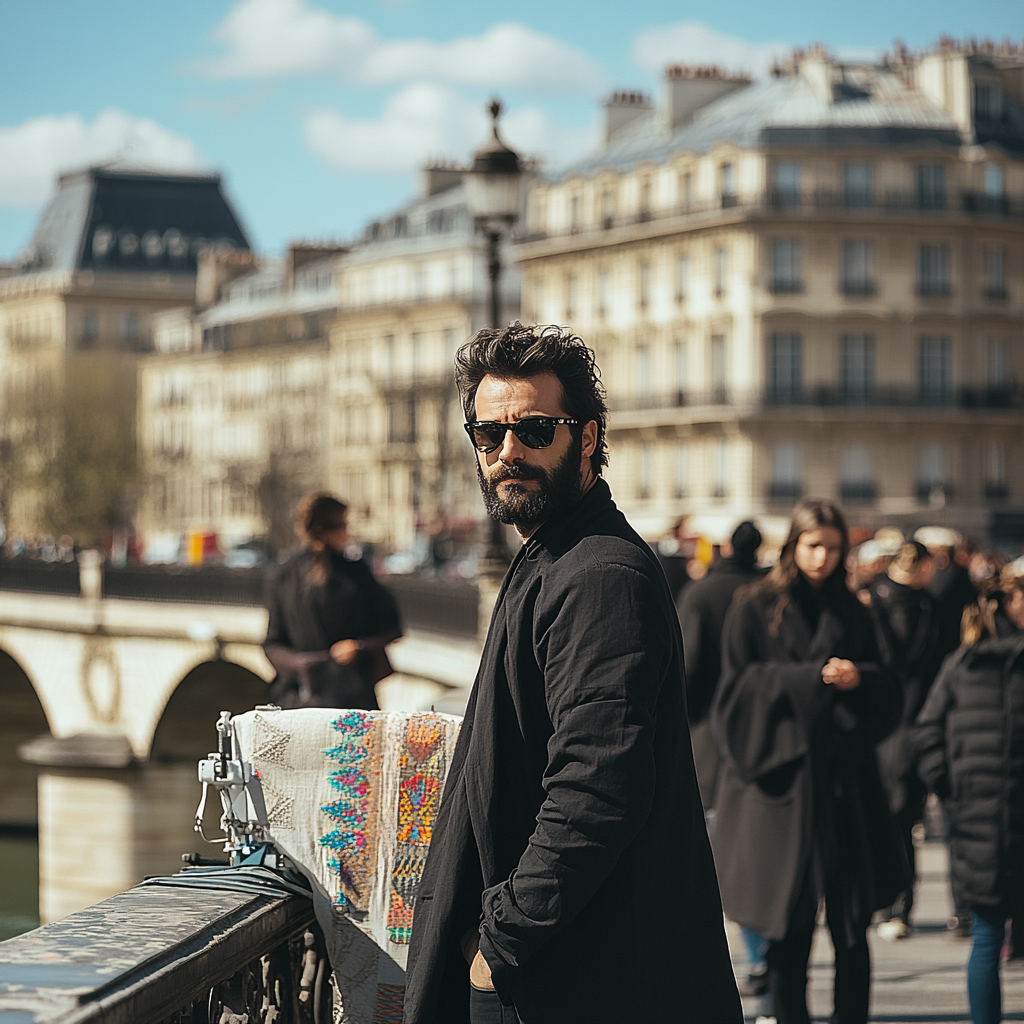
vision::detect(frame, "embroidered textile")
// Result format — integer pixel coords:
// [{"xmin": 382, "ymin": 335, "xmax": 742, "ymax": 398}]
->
[{"xmin": 231, "ymin": 708, "xmax": 461, "ymax": 1024}]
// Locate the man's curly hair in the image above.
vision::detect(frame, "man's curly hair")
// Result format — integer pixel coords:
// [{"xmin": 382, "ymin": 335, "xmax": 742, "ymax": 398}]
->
[{"xmin": 454, "ymin": 322, "xmax": 609, "ymax": 475}]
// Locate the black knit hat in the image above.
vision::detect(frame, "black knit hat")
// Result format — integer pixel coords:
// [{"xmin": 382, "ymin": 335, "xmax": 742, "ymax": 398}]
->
[{"xmin": 731, "ymin": 521, "xmax": 762, "ymax": 558}]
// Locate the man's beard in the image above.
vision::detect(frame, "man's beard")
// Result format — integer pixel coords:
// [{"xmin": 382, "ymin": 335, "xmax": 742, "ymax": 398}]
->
[{"xmin": 476, "ymin": 433, "xmax": 584, "ymax": 530}]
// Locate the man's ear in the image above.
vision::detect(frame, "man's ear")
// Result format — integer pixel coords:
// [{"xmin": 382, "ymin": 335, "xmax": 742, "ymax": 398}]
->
[{"xmin": 581, "ymin": 420, "xmax": 597, "ymax": 461}]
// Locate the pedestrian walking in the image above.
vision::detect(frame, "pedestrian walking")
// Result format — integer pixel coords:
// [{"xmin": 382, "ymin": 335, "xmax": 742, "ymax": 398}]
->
[
  {"xmin": 912, "ymin": 560, "xmax": 1024, "ymax": 1024},
  {"xmin": 404, "ymin": 323, "xmax": 742, "ymax": 1024},
  {"xmin": 676, "ymin": 520, "xmax": 764, "ymax": 812},
  {"xmin": 263, "ymin": 492, "xmax": 402, "ymax": 710},
  {"xmin": 712, "ymin": 498, "xmax": 907, "ymax": 1024},
  {"xmin": 871, "ymin": 541, "xmax": 954, "ymax": 941}
]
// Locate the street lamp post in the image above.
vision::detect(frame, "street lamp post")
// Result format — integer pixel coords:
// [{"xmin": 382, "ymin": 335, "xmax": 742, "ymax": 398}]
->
[{"xmin": 463, "ymin": 99, "xmax": 525, "ymax": 631}]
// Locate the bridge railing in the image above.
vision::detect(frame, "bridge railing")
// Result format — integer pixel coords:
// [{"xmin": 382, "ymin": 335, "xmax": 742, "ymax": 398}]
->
[
  {"xmin": 0, "ymin": 877, "xmax": 330, "ymax": 1023},
  {"xmin": 0, "ymin": 557, "xmax": 479, "ymax": 637}
]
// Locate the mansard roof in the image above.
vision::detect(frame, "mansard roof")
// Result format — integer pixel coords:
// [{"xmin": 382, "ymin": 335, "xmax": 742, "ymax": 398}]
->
[
  {"xmin": 16, "ymin": 163, "xmax": 250, "ymax": 275},
  {"xmin": 557, "ymin": 66, "xmax": 972, "ymax": 180}
]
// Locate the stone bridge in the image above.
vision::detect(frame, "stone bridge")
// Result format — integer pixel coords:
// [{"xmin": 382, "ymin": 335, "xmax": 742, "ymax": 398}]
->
[{"xmin": 0, "ymin": 586, "xmax": 478, "ymax": 768}]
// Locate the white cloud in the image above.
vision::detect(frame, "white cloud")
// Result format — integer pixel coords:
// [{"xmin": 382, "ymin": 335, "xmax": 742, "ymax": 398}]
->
[
  {"xmin": 304, "ymin": 85, "xmax": 597, "ymax": 175},
  {"xmin": 0, "ymin": 109, "xmax": 206, "ymax": 208},
  {"xmin": 194, "ymin": 0, "xmax": 604, "ymax": 93},
  {"xmin": 632, "ymin": 22, "xmax": 792, "ymax": 80}
]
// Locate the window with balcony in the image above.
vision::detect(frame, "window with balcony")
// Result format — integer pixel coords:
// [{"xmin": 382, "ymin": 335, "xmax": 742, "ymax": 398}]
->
[
  {"xmin": 121, "ymin": 310, "xmax": 141, "ymax": 348},
  {"xmin": 916, "ymin": 443, "xmax": 947, "ymax": 503},
  {"xmin": 569, "ymin": 195, "xmax": 581, "ymax": 233},
  {"xmin": 713, "ymin": 439, "xmax": 730, "ymax": 499},
  {"xmin": 387, "ymin": 399, "xmax": 416, "ymax": 443},
  {"xmin": 843, "ymin": 163, "xmax": 873, "ymax": 207},
  {"xmin": 600, "ymin": 188, "xmax": 615, "ymax": 229},
  {"xmin": 675, "ymin": 441, "xmax": 689, "ymax": 499},
  {"xmin": 639, "ymin": 179, "xmax": 652, "ymax": 222},
  {"xmin": 679, "ymin": 171, "xmax": 693, "ymax": 211},
  {"xmin": 714, "ymin": 248, "xmax": 728, "ymax": 296},
  {"xmin": 384, "ymin": 333, "xmax": 396, "ymax": 381},
  {"xmin": 916, "ymin": 165, "xmax": 947, "ymax": 210},
  {"xmin": 565, "ymin": 274, "xmax": 577, "ymax": 319},
  {"xmin": 770, "ymin": 239, "xmax": 802, "ymax": 293},
  {"xmin": 638, "ymin": 262, "xmax": 651, "ymax": 309},
  {"xmin": 675, "ymin": 254, "xmax": 690, "ymax": 303},
  {"xmin": 720, "ymin": 163, "xmax": 736, "ymax": 207},
  {"xmin": 769, "ymin": 442, "xmax": 801, "ymax": 502},
  {"xmin": 988, "ymin": 338, "xmax": 1008, "ymax": 388},
  {"xmin": 986, "ymin": 442, "xmax": 1008, "ymax": 500},
  {"xmin": 710, "ymin": 335, "xmax": 727, "ymax": 402},
  {"xmin": 636, "ymin": 344, "xmax": 651, "ymax": 395},
  {"xmin": 773, "ymin": 162, "xmax": 802, "ymax": 208},
  {"xmin": 917, "ymin": 244, "xmax": 951, "ymax": 296},
  {"xmin": 918, "ymin": 336, "xmax": 952, "ymax": 402},
  {"xmin": 984, "ymin": 248, "xmax": 1006, "ymax": 300},
  {"xmin": 840, "ymin": 335, "xmax": 876, "ymax": 402},
  {"xmin": 840, "ymin": 443, "xmax": 876, "ymax": 504},
  {"xmin": 841, "ymin": 240, "xmax": 875, "ymax": 295},
  {"xmin": 673, "ymin": 340, "xmax": 687, "ymax": 401},
  {"xmin": 638, "ymin": 442, "xmax": 652, "ymax": 500},
  {"xmin": 79, "ymin": 309, "xmax": 98, "ymax": 349},
  {"xmin": 596, "ymin": 268, "xmax": 609, "ymax": 318},
  {"xmin": 768, "ymin": 333, "xmax": 802, "ymax": 403},
  {"xmin": 984, "ymin": 163, "xmax": 1004, "ymax": 199}
]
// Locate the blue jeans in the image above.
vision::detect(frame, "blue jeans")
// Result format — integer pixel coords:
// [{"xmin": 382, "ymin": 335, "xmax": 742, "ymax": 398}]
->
[
  {"xmin": 743, "ymin": 926, "xmax": 769, "ymax": 969},
  {"xmin": 967, "ymin": 908, "xmax": 1008, "ymax": 1024}
]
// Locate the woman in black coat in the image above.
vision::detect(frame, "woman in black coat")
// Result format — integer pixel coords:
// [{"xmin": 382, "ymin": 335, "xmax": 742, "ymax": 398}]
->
[
  {"xmin": 712, "ymin": 499, "xmax": 906, "ymax": 1024},
  {"xmin": 912, "ymin": 563, "xmax": 1024, "ymax": 1024},
  {"xmin": 263, "ymin": 493, "xmax": 402, "ymax": 709}
]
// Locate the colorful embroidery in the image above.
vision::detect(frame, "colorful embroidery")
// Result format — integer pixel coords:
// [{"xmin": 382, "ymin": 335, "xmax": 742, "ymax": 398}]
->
[
  {"xmin": 387, "ymin": 715, "xmax": 446, "ymax": 943},
  {"xmin": 320, "ymin": 710, "xmax": 382, "ymax": 914}
]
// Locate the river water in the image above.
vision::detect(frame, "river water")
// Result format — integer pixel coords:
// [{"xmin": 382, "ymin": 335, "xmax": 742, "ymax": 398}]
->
[{"xmin": 1, "ymin": 762, "xmax": 208, "ymax": 937}]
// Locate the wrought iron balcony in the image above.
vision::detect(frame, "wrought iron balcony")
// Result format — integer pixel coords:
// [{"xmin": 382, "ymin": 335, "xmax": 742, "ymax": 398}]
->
[
  {"xmin": 609, "ymin": 385, "xmax": 1024, "ymax": 416},
  {"xmin": 840, "ymin": 481, "xmax": 878, "ymax": 505},
  {"xmin": 519, "ymin": 189, "xmax": 1024, "ymax": 244}
]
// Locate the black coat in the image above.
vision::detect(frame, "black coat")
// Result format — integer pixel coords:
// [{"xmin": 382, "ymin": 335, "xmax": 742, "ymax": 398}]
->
[
  {"xmin": 676, "ymin": 558, "xmax": 764, "ymax": 810},
  {"xmin": 263, "ymin": 549, "xmax": 402, "ymax": 709},
  {"xmin": 404, "ymin": 480, "xmax": 741, "ymax": 1024},
  {"xmin": 711, "ymin": 581, "xmax": 907, "ymax": 945},
  {"xmin": 870, "ymin": 578, "xmax": 954, "ymax": 814},
  {"xmin": 912, "ymin": 621, "xmax": 1024, "ymax": 914},
  {"xmin": 677, "ymin": 557, "xmax": 765, "ymax": 725}
]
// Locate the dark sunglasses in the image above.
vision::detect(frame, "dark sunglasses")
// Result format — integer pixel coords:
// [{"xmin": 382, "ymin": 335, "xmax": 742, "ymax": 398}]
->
[{"xmin": 463, "ymin": 417, "xmax": 579, "ymax": 453}]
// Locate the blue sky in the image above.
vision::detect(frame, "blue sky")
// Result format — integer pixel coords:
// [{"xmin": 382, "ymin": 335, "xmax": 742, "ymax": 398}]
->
[{"xmin": 1, "ymin": 0, "xmax": 1021, "ymax": 260}]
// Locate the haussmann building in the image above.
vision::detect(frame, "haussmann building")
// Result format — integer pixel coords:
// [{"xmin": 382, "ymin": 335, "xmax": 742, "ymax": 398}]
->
[{"xmin": 514, "ymin": 40, "xmax": 1024, "ymax": 547}]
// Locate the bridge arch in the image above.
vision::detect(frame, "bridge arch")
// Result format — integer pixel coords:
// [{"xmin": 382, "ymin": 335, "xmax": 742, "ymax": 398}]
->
[
  {"xmin": 0, "ymin": 648, "xmax": 50, "ymax": 828},
  {"xmin": 150, "ymin": 660, "xmax": 269, "ymax": 761}
]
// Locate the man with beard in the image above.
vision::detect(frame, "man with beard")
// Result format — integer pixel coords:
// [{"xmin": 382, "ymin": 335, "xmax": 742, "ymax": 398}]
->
[{"xmin": 403, "ymin": 323, "xmax": 741, "ymax": 1024}]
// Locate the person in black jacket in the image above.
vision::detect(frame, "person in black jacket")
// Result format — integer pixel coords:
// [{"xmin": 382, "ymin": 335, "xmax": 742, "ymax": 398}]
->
[
  {"xmin": 676, "ymin": 519, "xmax": 764, "ymax": 811},
  {"xmin": 404, "ymin": 324, "xmax": 741, "ymax": 1024},
  {"xmin": 263, "ymin": 493, "xmax": 402, "ymax": 709},
  {"xmin": 912, "ymin": 562, "xmax": 1024, "ymax": 1024},
  {"xmin": 871, "ymin": 541, "xmax": 954, "ymax": 940},
  {"xmin": 712, "ymin": 498, "xmax": 906, "ymax": 1024}
]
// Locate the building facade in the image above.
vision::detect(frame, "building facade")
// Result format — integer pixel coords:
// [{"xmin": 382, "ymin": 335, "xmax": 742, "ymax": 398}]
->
[
  {"xmin": 327, "ymin": 167, "xmax": 520, "ymax": 558},
  {"xmin": 515, "ymin": 42, "xmax": 1024, "ymax": 545},
  {"xmin": 0, "ymin": 164, "xmax": 249, "ymax": 544},
  {"xmin": 135, "ymin": 246, "xmax": 342, "ymax": 560}
]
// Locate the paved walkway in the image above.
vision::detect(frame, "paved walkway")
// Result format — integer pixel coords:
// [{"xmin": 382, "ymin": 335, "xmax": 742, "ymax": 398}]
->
[{"xmin": 728, "ymin": 843, "xmax": 1024, "ymax": 1022}]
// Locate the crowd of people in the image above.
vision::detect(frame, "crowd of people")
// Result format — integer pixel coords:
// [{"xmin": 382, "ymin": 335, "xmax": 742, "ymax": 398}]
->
[
  {"xmin": 253, "ymin": 327, "xmax": 1022, "ymax": 1024},
  {"xmin": 681, "ymin": 506, "xmax": 1024, "ymax": 1024}
]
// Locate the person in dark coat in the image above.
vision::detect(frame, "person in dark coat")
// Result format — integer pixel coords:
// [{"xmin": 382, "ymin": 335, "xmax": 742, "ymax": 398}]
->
[
  {"xmin": 676, "ymin": 519, "xmax": 764, "ymax": 811},
  {"xmin": 263, "ymin": 493, "xmax": 402, "ymax": 709},
  {"xmin": 405, "ymin": 324, "xmax": 742, "ymax": 1024},
  {"xmin": 912, "ymin": 562, "xmax": 1024, "ymax": 1024},
  {"xmin": 712, "ymin": 498, "xmax": 906, "ymax": 1024},
  {"xmin": 871, "ymin": 541, "xmax": 953, "ymax": 939}
]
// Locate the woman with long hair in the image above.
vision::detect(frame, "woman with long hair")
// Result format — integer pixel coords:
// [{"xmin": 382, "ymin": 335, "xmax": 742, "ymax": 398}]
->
[
  {"xmin": 913, "ymin": 560, "xmax": 1024, "ymax": 1024},
  {"xmin": 711, "ymin": 498, "xmax": 906, "ymax": 1024},
  {"xmin": 263, "ymin": 492, "xmax": 402, "ymax": 709}
]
